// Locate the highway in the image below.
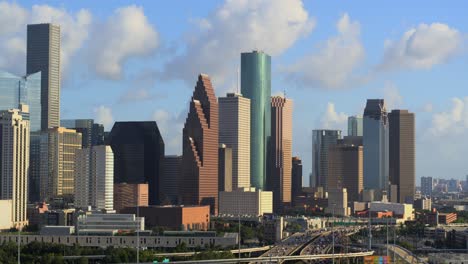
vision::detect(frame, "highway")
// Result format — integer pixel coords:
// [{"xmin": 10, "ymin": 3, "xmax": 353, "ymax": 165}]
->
[{"xmin": 387, "ymin": 244, "xmax": 427, "ymax": 264}]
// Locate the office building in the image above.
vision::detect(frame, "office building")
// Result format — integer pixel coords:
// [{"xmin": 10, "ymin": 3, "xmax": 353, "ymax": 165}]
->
[
  {"xmin": 218, "ymin": 145, "xmax": 233, "ymax": 192},
  {"xmin": 363, "ymin": 99, "xmax": 389, "ymax": 196},
  {"xmin": 389, "ymin": 110, "xmax": 415, "ymax": 204},
  {"xmin": 326, "ymin": 188, "xmax": 349, "ymax": 217},
  {"xmin": 421, "ymin": 176, "xmax": 433, "ymax": 197},
  {"xmin": 0, "ymin": 107, "xmax": 30, "ymax": 229},
  {"xmin": 107, "ymin": 121, "xmax": 165, "ymax": 205},
  {"xmin": 218, "ymin": 93, "xmax": 251, "ymax": 189},
  {"xmin": 74, "ymin": 145, "xmax": 114, "ymax": 211},
  {"xmin": 269, "ymin": 96, "xmax": 293, "ymax": 212},
  {"xmin": 291, "ymin": 157, "xmax": 303, "ymax": 206},
  {"xmin": 61, "ymin": 119, "xmax": 105, "ymax": 148},
  {"xmin": 181, "ymin": 74, "xmax": 219, "ymax": 215},
  {"xmin": 312, "ymin": 129, "xmax": 342, "ymax": 189},
  {"xmin": 0, "ymin": 71, "xmax": 41, "ymax": 132},
  {"xmin": 0, "ymin": 200, "xmax": 13, "ymax": 230},
  {"xmin": 27, "ymin": 23, "xmax": 61, "ymax": 131},
  {"xmin": 40, "ymin": 127, "xmax": 82, "ymax": 201},
  {"xmin": 327, "ymin": 143, "xmax": 363, "ymax": 203},
  {"xmin": 414, "ymin": 197, "xmax": 431, "ymax": 211},
  {"xmin": 348, "ymin": 116, "xmax": 363, "ymax": 136},
  {"xmin": 241, "ymin": 51, "xmax": 271, "ymax": 190},
  {"xmin": 121, "ymin": 205, "xmax": 210, "ymax": 231},
  {"xmin": 76, "ymin": 213, "xmax": 144, "ymax": 235},
  {"xmin": 369, "ymin": 202, "xmax": 414, "ymax": 220},
  {"xmin": 114, "ymin": 183, "xmax": 148, "ymax": 213},
  {"xmin": 219, "ymin": 188, "xmax": 273, "ymax": 216},
  {"xmin": 159, "ymin": 155, "xmax": 182, "ymax": 205}
]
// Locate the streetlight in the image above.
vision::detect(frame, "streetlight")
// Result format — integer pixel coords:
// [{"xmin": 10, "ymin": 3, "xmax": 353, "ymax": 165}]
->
[
  {"xmin": 332, "ymin": 203, "xmax": 335, "ymax": 264},
  {"xmin": 385, "ymin": 211, "xmax": 389, "ymax": 258}
]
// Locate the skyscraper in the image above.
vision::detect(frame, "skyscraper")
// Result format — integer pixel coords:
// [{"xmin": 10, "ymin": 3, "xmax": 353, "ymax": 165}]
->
[
  {"xmin": 0, "ymin": 71, "xmax": 41, "ymax": 132},
  {"xmin": 291, "ymin": 157, "xmax": 303, "ymax": 206},
  {"xmin": 107, "ymin": 121, "xmax": 165, "ymax": 205},
  {"xmin": 75, "ymin": 145, "xmax": 114, "ymax": 211},
  {"xmin": 241, "ymin": 51, "xmax": 271, "ymax": 190},
  {"xmin": 218, "ymin": 145, "xmax": 233, "ymax": 192},
  {"xmin": 40, "ymin": 127, "xmax": 82, "ymax": 201},
  {"xmin": 218, "ymin": 93, "xmax": 251, "ymax": 189},
  {"xmin": 0, "ymin": 106, "xmax": 30, "ymax": 229},
  {"xmin": 348, "ymin": 115, "xmax": 363, "ymax": 136},
  {"xmin": 420, "ymin": 177, "xmax": 433, "ymax": 196},
  {"xmin": 61, "ymin": 119, "xmax": 105, "ymax": 148},
  {"xmin": 27, "ymin": 23, "xmax": 61, "ymax": 131},
  {"xmin": 312, "ymin": 129, "xmax": 342, "ymax": 190},
  {"xmin": 389, "ymin": 110, "xmax": 415, "ymax": 204},
  {"xmin": 363, "ymin": 99, "xmax": 389, "ymax": 196},
  {"xmin": 269, "ymin": 96, "xmax": 293, "ymax": 213},
  {"xmin": 159, "ymin": 155, "xmax": 182, "ymax": 205},
  {"xmin": 181, "ymin": 74, "xmax": 219, "ymax": 215}
]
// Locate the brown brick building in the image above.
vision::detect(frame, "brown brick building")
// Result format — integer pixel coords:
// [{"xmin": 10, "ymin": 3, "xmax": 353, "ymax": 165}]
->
[
  {"xmin": 114, "ymin": 183, "xmax": 148, "ymax": 213},
  {"xmin": 181, "ymin": 74, "xmax": 219, "ymax": 215}
]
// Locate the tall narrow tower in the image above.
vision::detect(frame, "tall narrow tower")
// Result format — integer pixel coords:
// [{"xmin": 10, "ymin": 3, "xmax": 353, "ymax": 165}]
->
[
  {"xmin": 241, "ymin": 51, "xmax": 271, "ymax": 190},
  {"xmin": 27, "ymin": 23, "xmax": 61, "ymax": 131},
  {"xmin": 181, "ymin": 74, "xmax": 219, "ymax": 215}
]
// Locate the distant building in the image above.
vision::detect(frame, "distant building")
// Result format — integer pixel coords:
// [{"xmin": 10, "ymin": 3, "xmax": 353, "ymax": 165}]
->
[
  {"xmin": 269, "ymin": 96, "xmax": 293, "ymax": 213},
  {"xmin": 326, "ymin": 188, "xmax": 349, "ymax": 217},
  {"xmin": 40, "ymin": 127, "xmax": 82, "ymax": 201},
  {"xmin": 0, "ymin": 107, "xmax": 30, "ymax": 229},
  {"xmin": 219, "ymin": 188, "xmax": 273, "ymax": 216},
  {"xmin": 421, "ymin": 176, "xmax": 433, "ymax": 196},
  {"xmin": 74, "ymin": 145, "xmax": 114, "ymax": 211},
  {"xmin": 312, "ymin": 129, "xmax": 341, "ymax": 189},
  {"xmin": 263, "ymin": 216, "xmax": 283, "ymax": 243},
  {"xmin": 159, "ymin": 155, "xmax": 182, "ymax": 205},
  {"xmin": 181, "ymin": 74, "xmax": 219, "ymax": 215},
  {"xmin": 369, "ymin": 202, "xmax": 413, "ymax": 220},
  {"xmin": 348, "ymin": 116, "xmax": 363, "ymax": 136},
  {"xmin": 389, "ymin": 110, "xmax": 415, "ymax": 203},
  {"xmin": 291, "ymin": 157, "xmax": 303, "ymax": 206},
  {"xmin": 218, "ymin": 145, "xmax": 233, "ymax": 192},
  {"xmin": 107, "ymin": 121, "xmax": 165, "ymax": 205},
  {"xmin": 363, "ymin": 99, "xmax": 389, "ymax": 198},
  {"xmin": 438, "ymin": 212, "xmax": 457, "ymax": 225},
  {"xmin": 61, "ymin": 119, "xmax": 105, "ymax": 148},
  {"xmin": 218, "ymin": 93, "xmax": 251, "ymax": 189},
  {"xmin": 241, "ymin": 51, "xmax": 271, "ymax": 190},
  {"xmin": 114, "ymin": 183, "xmax": 148, "ymax": 213},
  {"xmin": 27, "ymin": 23, "xmax": 61, "ymax": 131},
  {"xmin": 414, "ymin": 197, "xmax": 431, "ymax": 211},
  {"xmin": 0, "ymin": 200, "xmax": 12, "ymax": 230},
  {"xmin": 121, "ymin": 205, "xmax": 210, "ymax": 231},
  {"xmin": 76, "ymin": 213, "xmax": 144, "ymax": 235}
]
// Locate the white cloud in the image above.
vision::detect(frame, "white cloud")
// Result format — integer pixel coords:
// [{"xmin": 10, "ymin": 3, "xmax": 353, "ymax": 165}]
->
[
  {"xmin": 0, "ymin": 2, "xmax": 92, "ymax": 75},
  {"xmin": 94, "ymin": 105, "xmax": 114, "ymax": 130},
  {"xmin": 382, "ymin": 82, "xmax": 403, "ymax": 110},
  {"xmin": 152, "ymin": 110, "xmax": 185, "ymax": 155},
  {"xmin": 285, "ymin": 13, "xmax": 365, "ymax": 89},
  {"xmin": 162, "ymin": 0, "xmax": 315, "ymax": 86},
  {"xmin": 429, "ymin": 97, "xmax": 468, "ymax": 136},
  {"xmin": 379, "ymin": 23, "xmax": 462, "ymax": 70},
  {"xmin": 90, "ymin": 5, "xmax": 159, "ymax": 79},
  {"xmin": 320, "ymin": 102, "xmax": 348, "ymax": 130},
  {"xmin": 119, "ymin": 88, "xmax": 154, "ymax": 103}
]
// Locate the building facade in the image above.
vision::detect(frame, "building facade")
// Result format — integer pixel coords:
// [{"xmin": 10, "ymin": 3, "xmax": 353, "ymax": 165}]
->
[
  {"xmin": 61, "ymin": 119, "xmax": 105, "ymax": 148},
  {"xmin": 218, "ymin": 93, "xmax": 251, "ymax": 189},
  {"xmin": 40, "ymin": 127, "xmax": 82, "ymax": 201},
  {"xmin": 27, "ymin": 23, "xmax": 61, "ymax": 131},
  {"xmin": 218, "ymin": 188, "xmax": 273, "ymax": 216},
  {"xmin": 114, "ymin": 183, "xmax": 148, "ymax": 213},
  {"xmin": 348, "ymin": 116, "xmax": 363, "ymax": 136},
  {"xmin": 312, "ymin": 129, "xmax": 342, "ymax": 189},
  {"xmin": 241, "ymin": 51, "xmax": 271, "ymax": 190},
  {"xmin": 326, "ymin": 188, "xmax": 349, "ymax": 217},
  {"xmin": 363, "ymin": 99, "xmax": 389, "ymax": 195},
  {"xmin": 0, "ymin": 71, "xmax": 41, "ymax": 132},
  {"xmin": 107, "ymin": 121, "xmax": 165, "ymax": 205},
  {"xmin": 269, "ymin": 96, "xmax": 293, "ymax": 213},
  {"xmin": 389, "ymin": 110, "xmax": 415, "ymax": 204},
  {"xmin": 291, "ymin": 157, "xmax": 302, "ymax": 206},
  {"xmin": 0, "ymin": 107, "xmax": 30, "ymax": 229},
  {"xmin": 181, "ymin": 74, "xmax": 219, "ymax": 215},
  {"xmin": 218, "ymin": 145, "xmax": 232, "ymax": 192},
  {"xmin": 159, "ymin": 155, "xmax": 182, "ymax": 205},
  {"xmin": 421, "ymin": 176, "xmax": 433, "ymax": 197}
]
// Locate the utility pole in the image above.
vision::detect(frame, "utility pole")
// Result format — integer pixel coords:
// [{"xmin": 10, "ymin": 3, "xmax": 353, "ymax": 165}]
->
[
  {"xmin": 368, "ymin": 206, "xmax": 372, "ymax": 250},
  {"xmin": 17, "ymin": 226, "xmax": 20, "ymax": 264},
  {"xmin": 386, "ymin": 215, "xmax": 389, "ymax": 257},
  {"xmin": 332, "ymin": 203, "xmax": 335, "ymax": 264},
  {"xmin": 137, "ymin": 201, "xmax": 139, "ymax": 264}
]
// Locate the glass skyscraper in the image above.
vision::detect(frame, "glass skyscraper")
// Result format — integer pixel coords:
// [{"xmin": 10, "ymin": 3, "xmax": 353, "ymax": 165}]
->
[
  {"xmin": 0, "ymin": 71, "xmax": 41, "ymax": 132},
  {"xmin": 348, "ymin": 115, "xmax": 363, "ymax": 136},
  {"xmin": 312, "ymin": 129, "xmax": 342, "ymax": 190},
  {"xmin": 363, "ymin": 99, "xmax": 389, "ymax": 193},
  {"xmin": 241, "ymin": 51, "xmax": 271, "ymax": 190}
]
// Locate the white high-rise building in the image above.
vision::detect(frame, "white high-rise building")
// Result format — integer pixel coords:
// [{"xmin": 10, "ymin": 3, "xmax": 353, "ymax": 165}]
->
[
  {"xmin": 219, "ymin": 93, "xmax": 251, "ymax": 189},
  {"xmin": 75, "ymin": 145, "xmax": 114, "ymax": 211},
  {"xmin": 0, "ymin": 106, "xmax": 30, "ymax": 229}
]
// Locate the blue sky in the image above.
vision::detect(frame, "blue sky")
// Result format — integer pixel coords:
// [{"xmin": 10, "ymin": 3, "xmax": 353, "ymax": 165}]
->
[{"xmin": 1, "ymin": 0, "xmax": 468, "ymax": 185}]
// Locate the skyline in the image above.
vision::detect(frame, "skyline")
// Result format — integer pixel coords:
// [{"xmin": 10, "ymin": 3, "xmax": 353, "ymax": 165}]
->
[{"xmin": 1, "ymin": 1, "xmax": 468, "ymax": 184}]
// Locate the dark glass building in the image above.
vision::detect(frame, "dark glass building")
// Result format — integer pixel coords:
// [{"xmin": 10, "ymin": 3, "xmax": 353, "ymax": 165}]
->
[
  {"xmin": 291, "ymin": 156, "xmax": 302, "ymax": 206},
  {"xmin": 61, "ymin": 119, "xmax": 105, "ymax": 148},
  {"xmin": 107, "ymin": 121, "xmax": 165, "ymax": 205}
]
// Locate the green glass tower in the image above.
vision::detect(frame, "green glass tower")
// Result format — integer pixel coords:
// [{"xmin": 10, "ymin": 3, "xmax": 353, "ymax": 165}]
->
[{"xmin": 241, "ymin": 51, "xmax": 271, "ymax": 190}]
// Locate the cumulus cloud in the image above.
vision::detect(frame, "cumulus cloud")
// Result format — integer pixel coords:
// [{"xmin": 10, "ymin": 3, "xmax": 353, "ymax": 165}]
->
[
  {"xmin": 320, "ymin": 102, "xmax": 348, "ymax": 130},
  {"xmin": 90, "ymin": 5, "xmax": 159, "ymax": 79},
  {"xmin": 162, "ymin": 0, "xmax": 315, "ymax": 86},
  {"xmin": 285, "ymin": 13, "xmax": 365, "ymax": 89},
  {"xmin": 152, "ymin": 109, "xmax": 185, "ymax": 155},
  {"xmin": 383, "ymin": 82, "xmax": 403, "ymax": 110},
  {"xmin": 379, "ymin": 23, "xmax": 462, "ymax": 70},
  {"xmin": 0, "ymin": 2, "xmax": 92, "ymax": 75},
  {"xmin": 429, "ymin": 97, "xmax": 468, "ymax": 136},
  {"xmin": 94, "ymin": 105, "xmax": 114, "ymax": 130}
]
